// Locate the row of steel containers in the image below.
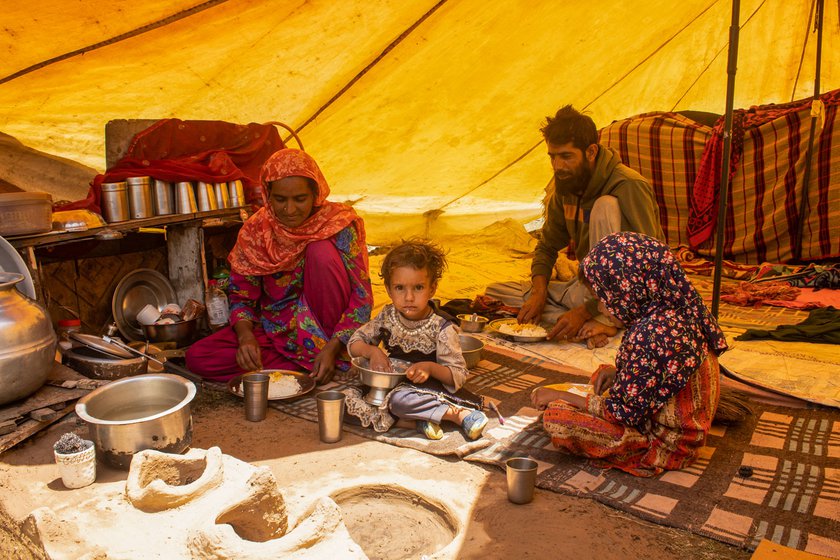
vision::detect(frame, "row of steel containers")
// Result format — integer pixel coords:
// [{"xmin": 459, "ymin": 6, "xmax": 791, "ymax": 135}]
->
[{"xmin": 100, "ymin": 177, "xmax": 246, "ymax": 223}]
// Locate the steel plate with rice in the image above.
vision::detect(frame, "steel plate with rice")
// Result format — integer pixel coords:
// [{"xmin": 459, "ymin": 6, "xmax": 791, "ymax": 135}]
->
[
  {"xmin": 488, "ymin": 318, "xmax": 549, "ymax": 342},
  {"xmin": 227, "ymin": 370, "xmax": 316, "ymax": 401}
]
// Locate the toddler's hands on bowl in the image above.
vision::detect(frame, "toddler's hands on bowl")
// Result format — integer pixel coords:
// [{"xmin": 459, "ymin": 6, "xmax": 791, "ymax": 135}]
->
[{"xmin": 368, "ymin": 350, "xmax": 393, "ymax": 372}]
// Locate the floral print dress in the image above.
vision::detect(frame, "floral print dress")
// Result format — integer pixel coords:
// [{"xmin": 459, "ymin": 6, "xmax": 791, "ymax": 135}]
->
[
  {"xmin": 229, "ymin": 224, "xmax": 372, "ymax": 372},
  {"xmin": 542, "ymin": 232, "xmax": 728, "ymax": 476}
]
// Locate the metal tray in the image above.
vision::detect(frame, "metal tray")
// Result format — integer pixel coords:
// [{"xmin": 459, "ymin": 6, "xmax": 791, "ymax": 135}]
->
[
  {"xmin": 488, "ymin": 318, "xmax": 549, "ymax": 343},
  {"xmin": 112, "ymin": 269, "xmax": 177, "ymax": 341},
  {"xmin": 227, "ymin": 370, "xmax": 316, "ymax": 401}
]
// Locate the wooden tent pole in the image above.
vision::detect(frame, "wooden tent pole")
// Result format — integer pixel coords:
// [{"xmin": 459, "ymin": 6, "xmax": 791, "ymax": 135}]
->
[
  {"xmin": 711, "ymin": 0, "xmax": 741, "ymax": 318},
  {"xmin": 793, "ymin": 0, "xmax": 825, "ymax": 261}
]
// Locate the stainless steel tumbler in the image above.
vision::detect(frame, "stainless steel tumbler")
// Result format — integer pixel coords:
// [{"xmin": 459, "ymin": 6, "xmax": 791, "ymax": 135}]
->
[
  {"xmin": 316, "ymin": 390, "xmax": 346, "ymax": 443},
  {"xmin": 228, "ymin": 180, "xmax": 246, "ymax": 207},
  {"xmin": 242, "ymin": 372, "xmax": 269, "ymax": 422},
  {"xmin": 213, "ymin": 182, "xmax": 230, "ymax": 209},
  {"xmin": 506, "ymin": 457, "xmax": 538, "ymax": 504},
  {"xmin": 152, "ymin": 179, "xmax": 174, "ymax": 215},
  {"xmin": 174, "ymin": 182, "xmax": 197, "ymax": 214},
  {"xmin": 196, "ymin": 181, "xmax": 218, "ymax": 212}
]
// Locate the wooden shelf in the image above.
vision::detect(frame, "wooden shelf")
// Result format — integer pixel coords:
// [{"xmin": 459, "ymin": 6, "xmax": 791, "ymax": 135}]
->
[
  {"xmin": 6, "ymin": 207, "xmax": 248, "ymax": 250},
  {"xmin": 6, "ymin": 207, "xmax": 248, "ymax": 314}
]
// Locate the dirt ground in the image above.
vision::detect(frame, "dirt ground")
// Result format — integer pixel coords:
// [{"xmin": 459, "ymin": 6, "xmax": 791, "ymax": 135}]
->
[{"xmin": 0, "ymin": 388, "xmax": 753, "ymax": 560}]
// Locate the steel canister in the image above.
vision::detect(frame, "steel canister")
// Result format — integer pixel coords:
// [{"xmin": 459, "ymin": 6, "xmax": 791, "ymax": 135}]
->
[
  {"xmin": 228, "ymin": 180, "xmax": 246, "ymax": 207},
  {"xmin": 126, "ymin": 176, "xmax": 153, "ymax": 219},
  {"xmin": 213, "ymin": 182, "xmax": 230, "ymax": 209},
  {"xmin": 152, "ymin": 180, "xmax": 174, "ymax": 215},
  {"xmin": 195, "ymin": 182, "xmax": 218, "ymax": 212},
  {"xmin": 174, "ymin": 182, "xmax": 197, "ymax": 214},
  {"xmin": 101, "ymin": 182, "xmax": 129, "ymax": 223}
]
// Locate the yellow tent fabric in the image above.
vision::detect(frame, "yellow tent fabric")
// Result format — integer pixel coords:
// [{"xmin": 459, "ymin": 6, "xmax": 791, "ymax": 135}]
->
[{"xmin": 1, "ymin": 0, "xmax": 838, "ymax": 244}]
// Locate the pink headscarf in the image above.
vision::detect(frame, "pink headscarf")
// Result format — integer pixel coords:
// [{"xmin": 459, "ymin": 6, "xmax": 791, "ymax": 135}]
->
[{"xmin": 228, "ymin": 149, "xmax": 365, "ymax": 276}]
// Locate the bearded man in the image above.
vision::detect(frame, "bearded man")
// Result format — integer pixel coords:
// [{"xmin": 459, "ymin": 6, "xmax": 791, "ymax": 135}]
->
[{"xmin": 486, "ymin": 105, "xmax": 664, "ymax": 347}]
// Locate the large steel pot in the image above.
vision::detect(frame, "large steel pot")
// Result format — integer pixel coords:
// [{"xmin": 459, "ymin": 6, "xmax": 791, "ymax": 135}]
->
[
  {"xmin": 0, "ymin": 272, "xmax": 56, "ymax": 405},
  {"xmin": 75, "ymin": 374, "xmax": 196, "ymax": 469}
]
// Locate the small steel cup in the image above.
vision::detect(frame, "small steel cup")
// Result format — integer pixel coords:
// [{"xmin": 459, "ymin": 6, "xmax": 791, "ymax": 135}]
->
[
  {"xmin": 316, "ymin": 390, "xmax": 346, "ymax": 443},
  {"xmin": 174, "ymin": 182, "xmax": 197, "ymax": 214},
  {"xmin": 506, "ymin": 457, "xmax": 538, "ymax": 504},
  {"xmin": 213, "ymin": 182, "xmax": 230, "ymax": 209},
  {"xmin": 242, "ymin": 372, "xmax": 269, "ymax": 422},
  {"xmin": 196, "ymin": 181, "xmax": 218, "ymax": 212},
  {"xmin": 152, "ymin": 180, "xmax": 174, "ymax": 215},
  {"xmin": 228, "ymin": 180, "xmax": 246, "ymax": 207}
]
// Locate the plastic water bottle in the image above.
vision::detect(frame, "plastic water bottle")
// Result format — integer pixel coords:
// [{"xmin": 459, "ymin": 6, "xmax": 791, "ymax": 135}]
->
[{"xmin": 205, "ymin": 282, "xmax": 230, "ymax": 331}]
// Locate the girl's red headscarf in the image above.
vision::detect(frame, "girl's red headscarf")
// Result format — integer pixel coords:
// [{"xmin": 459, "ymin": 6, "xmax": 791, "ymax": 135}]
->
[{"xmin": 228, "ymin": 149, "xmax": 365, "ymax": 276}]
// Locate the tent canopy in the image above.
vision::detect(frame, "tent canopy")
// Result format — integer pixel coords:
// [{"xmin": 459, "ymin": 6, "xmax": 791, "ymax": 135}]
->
[{"xmin": 2, "ymin": 0, "xmax": 838, "ymax": 243}]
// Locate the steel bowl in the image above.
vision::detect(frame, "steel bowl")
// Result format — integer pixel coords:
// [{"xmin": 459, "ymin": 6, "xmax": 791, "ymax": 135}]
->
[
  {"xmin": 459, "ymin": 334, "xmax": 485, "ymax": 369},
  {"xmin": 457, "ymin": 314, "xmax": 488, "ymax": 333},
  {"xmin": 75, "ymin": 374, "xmax": 196, "ymax": 469},
  {"xmin": 351, "ymin": 356, "xmax": 409, "ymax": 406},
  {"xmin": 141, "ymin": 318, "xmax": 197, "ymax": 346}
]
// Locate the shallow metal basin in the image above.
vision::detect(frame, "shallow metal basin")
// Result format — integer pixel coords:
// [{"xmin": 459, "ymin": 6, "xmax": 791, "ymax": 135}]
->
[{"xmin": 459, "ymin": 334, "xmax": 484, "ymax": 369}]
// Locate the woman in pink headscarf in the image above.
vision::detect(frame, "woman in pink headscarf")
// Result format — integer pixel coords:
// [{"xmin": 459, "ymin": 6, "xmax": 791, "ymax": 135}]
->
[{"xmin": 186, "ymin": 149, "xmax": 373, "ymax": 383}]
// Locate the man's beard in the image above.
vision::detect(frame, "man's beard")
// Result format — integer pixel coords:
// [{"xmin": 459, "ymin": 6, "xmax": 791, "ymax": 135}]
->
[{"xmin": 554, "ymin": 163, "xmax": 592, "ymax": 196}]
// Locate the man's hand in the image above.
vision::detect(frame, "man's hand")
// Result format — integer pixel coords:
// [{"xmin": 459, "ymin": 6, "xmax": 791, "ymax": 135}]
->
[
  {"xmin": 548, "ymin": 305, "xmax": 592, "ymax": 341},
  {"xmin": 311, "ymin": 338, "xmax": 342, "ymax": 384},
  {"xmin": 517, "ymin": 293, "xmax": 546, "ymax": 325},
  {"xmin": 518, "ymin": 275, "xmax": 548, "ymax": 324}
]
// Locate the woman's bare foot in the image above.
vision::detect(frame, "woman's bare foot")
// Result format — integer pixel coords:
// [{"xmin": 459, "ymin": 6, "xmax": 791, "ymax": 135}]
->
[{"xmin": 572, "ymin": 319, "xmax": 617, "ymax": 347}]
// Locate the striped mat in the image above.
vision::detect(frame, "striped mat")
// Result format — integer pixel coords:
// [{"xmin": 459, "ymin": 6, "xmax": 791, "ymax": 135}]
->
[{"xmin": 261, "ymin": 345, "xmax": 840, "ymax": 558}]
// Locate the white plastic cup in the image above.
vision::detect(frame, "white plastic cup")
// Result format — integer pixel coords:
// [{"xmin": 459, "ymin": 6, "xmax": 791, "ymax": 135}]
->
[
  {"xmin": 54, "ymin": 444, "xmax": 96, "ymax": 489},
  {"xmin": 136, "ymin": 304, "xmax": 161, "ymax": 326}
]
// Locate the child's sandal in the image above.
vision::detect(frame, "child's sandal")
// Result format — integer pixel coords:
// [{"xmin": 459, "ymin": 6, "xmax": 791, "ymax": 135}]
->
[
  {"xmin": 461, "ymin": 410, "xmax": 488, "ymax": 441},
  {"xmin": 416, "ymin": 420, "xmax": 444, "ymax": 440}
]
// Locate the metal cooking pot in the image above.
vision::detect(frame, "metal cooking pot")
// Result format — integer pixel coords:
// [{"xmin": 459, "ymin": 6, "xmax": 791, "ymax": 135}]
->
[
  {"xmin": 75, "ymin": 374, "xmax": 196, "ymax": 469},
  {"xmin": 0, "ymin": 272, "xmax": 56, "ymax": 405}
]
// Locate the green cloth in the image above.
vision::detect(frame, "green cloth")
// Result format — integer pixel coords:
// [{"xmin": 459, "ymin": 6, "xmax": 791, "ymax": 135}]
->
[{"xmin": 736, "ymin": 306, "xmax": 840, "ymax": 344}]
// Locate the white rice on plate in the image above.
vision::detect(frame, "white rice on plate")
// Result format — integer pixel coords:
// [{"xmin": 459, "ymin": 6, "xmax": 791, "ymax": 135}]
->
[
  {"xmin": 498, "ymin": 322, "xmax": 547, "ymax": 338},
  {"xmin": 267, "ymin": 372, "xmax": 302, "ymax": 398}
]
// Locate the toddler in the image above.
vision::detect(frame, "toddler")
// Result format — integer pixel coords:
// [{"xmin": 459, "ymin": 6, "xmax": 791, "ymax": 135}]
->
[{"xmin": 348, "ymin": 239, "xmax": 488, "ymax": 440}]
